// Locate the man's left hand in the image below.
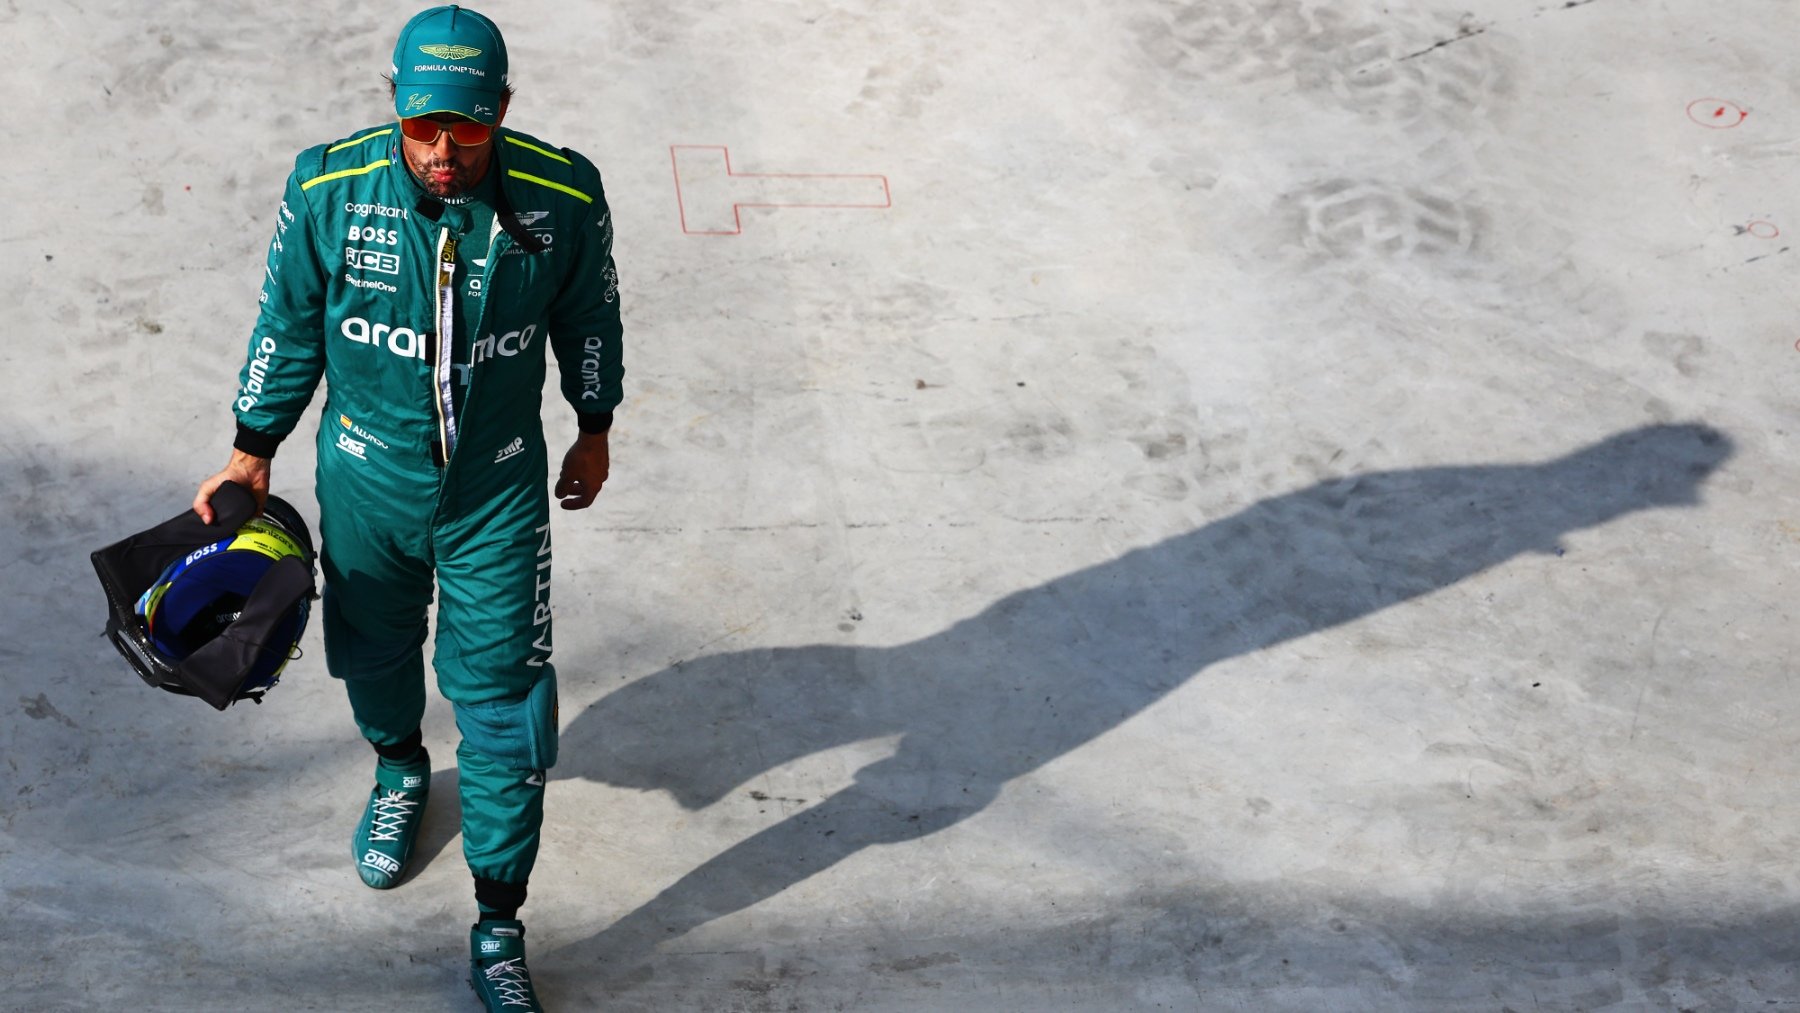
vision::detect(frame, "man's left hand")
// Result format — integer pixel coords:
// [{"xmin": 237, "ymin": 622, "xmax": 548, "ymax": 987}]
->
[{"xmin": 556, "ymin": 431, "xmax": 610, "ymax": 510}]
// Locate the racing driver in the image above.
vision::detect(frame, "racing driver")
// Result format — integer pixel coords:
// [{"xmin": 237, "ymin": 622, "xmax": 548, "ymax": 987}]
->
[{"xmin": 193, "ymin": 6, "xmax": 621, "ymax": 1010}]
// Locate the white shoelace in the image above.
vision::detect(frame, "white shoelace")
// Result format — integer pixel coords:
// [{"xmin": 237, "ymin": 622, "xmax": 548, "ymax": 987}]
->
[
  {"xmin": 483, "ymin": 958, "xmax": 536, "ymax": 1008},
  {"xmin": 367, "ymin": 790, "xmax": 421, "ymax": 843}
]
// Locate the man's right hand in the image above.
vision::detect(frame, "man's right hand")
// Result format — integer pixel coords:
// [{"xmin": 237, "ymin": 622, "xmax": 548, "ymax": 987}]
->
[{"xmin": 194, "ymin": 450, "xmax": 272, "ymax": 524}]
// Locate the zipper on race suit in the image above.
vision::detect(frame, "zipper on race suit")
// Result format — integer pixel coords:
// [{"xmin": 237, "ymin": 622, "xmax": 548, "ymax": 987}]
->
[
  {"xmin": 429, "ymin": 226, "xmax": 459, "ymax": 467},
  {"xmin": 457, "ymin": 217, "xmax": 510, "ymax": 420}
]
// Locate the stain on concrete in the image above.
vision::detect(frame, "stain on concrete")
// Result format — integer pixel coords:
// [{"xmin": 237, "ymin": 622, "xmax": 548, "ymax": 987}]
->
[
  {"xmin": 875, "ymin": 951, "xmax": 962, "ymax": 973},
  {"xmin": 20, "ymin": 694, "xmax": 77, "ymax": 728}
]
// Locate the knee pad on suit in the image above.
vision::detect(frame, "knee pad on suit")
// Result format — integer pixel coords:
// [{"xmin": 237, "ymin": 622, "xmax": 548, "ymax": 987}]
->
[{"xmin": 453, "ymin": 672, "xmax": 559, "ymax": 770}]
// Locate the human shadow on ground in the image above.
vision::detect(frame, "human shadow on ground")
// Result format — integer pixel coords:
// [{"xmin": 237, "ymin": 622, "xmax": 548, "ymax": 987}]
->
[{"xmin": 555, "ymin": 424, "xmax": 1731, "ymax": 967}]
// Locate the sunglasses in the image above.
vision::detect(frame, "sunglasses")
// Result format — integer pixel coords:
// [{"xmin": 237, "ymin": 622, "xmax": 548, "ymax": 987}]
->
[{"xmin": 398, "ymin": 117, "xmax": 494, "ymax": 146}]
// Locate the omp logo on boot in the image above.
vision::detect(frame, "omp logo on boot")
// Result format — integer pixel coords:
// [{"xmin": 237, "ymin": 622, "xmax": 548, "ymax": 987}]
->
[
  {"xmin": 419, "ymin": 44, "xmax": 481, "ymax": 60},
  {"xmin": 401, "ymin": 775, "xmax": 424, "ymax": 789},
  {"xmin": 494, "ymin": 437, "xmax": 524, "ymax": 463},
  {"xmin": 362, "ymin": 851, "xmax": 401, "ymax": 875},
  {"xmin": 341, "ymin": 317, "xmax": 426, "ymax": 360},
  {"xmin": 480, "ymin": 940, "xmax": 503, "ymax": 954}
]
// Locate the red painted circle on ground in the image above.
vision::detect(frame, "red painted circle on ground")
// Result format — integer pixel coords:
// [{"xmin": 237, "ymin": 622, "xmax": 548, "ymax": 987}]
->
[
  {"xmin": 1688, "ymin": 99, "xmax": 1748, "ymax": 128},
  {"xmin": 1747, "ymin": 220, "xmax": 1780, "ymax": 239}
]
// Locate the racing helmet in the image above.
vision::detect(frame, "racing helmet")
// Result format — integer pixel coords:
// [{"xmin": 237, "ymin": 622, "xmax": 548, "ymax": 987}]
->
[
  {"xmin": 136, "ymin": 516, "xmax": 310, "ymax": 693},
  {"xmin": 92, "ymin": 482, "xmax": 317, "ymax": 710}
]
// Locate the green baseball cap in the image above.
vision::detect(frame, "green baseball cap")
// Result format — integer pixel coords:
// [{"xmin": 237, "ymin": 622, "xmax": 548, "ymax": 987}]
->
[{"xmin": 391, "ymin": 6, "xmax": 509, "ymax": 125}]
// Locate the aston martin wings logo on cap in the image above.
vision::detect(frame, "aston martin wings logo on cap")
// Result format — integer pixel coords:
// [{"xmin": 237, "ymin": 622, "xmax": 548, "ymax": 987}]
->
[{"xmin": 419, "ymin": 44, "xmax": 482, "ymax": 60}]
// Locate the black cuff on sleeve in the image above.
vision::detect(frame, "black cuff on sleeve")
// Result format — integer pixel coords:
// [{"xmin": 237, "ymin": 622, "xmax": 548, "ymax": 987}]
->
[
  {"xmin": 577, "ymin": 411, "xmax": 614, "ymax": 434},
  {"xmin": 233, "ymin": 422, "xmax": 286, "ymax": 459}
]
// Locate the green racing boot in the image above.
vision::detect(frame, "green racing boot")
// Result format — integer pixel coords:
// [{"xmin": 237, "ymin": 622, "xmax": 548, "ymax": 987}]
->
[
  {"xmin": 470, "ymin": 919, "xmax": 544, "ymax": 1011},
  {"xmin": 351, "ymin": 748, "xmax": 430, "ymax": 889}
]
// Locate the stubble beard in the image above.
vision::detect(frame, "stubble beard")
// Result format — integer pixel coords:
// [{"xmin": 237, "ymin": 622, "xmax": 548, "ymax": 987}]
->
[{"xmin": 407, "ymin": 154, "xmax": 482, "ymax": 199}]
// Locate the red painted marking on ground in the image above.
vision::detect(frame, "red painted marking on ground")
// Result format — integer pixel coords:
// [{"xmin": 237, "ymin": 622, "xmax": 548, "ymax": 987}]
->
[
  {"xmin": 1748, "ymin": 220, "xmax": 1780, "ymax": 239},
  {"xmin": 670, "ymin": 145, "xmax": 892, "ymax": 236},
  {"xmin": 1687, "ymin": 98, "xmax": 1748, "ymax": 129}
]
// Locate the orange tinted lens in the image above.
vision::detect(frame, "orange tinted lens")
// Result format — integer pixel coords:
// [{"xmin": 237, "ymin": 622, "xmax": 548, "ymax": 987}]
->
[
  {"xmin": 399, "ymin": 117, "xmax": 441, "ymax": 143},
  {"xmin": 447, "ymin": 121, "xmax": 492, "ymax": 145},
  {"xmin": 399, "ymin": 118, "xmax": 492, "ymax": 145}
]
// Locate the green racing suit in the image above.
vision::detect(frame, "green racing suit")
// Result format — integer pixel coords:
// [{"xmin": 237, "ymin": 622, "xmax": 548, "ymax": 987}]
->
[{"xmin": 230, "ymin": 123, "xmax": 623, "ymax": 887}]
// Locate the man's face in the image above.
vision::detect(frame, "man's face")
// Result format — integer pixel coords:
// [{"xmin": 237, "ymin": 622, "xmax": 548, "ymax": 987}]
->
[{"xmin": 399, "ymin": 102, "xmax": 507, "ymax": 199}]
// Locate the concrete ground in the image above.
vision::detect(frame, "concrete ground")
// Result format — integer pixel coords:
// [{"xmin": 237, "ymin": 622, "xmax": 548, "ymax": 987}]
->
[{"xmin": 4, "ymin": 0, "xmax": 1799, "ymax": 1009}]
